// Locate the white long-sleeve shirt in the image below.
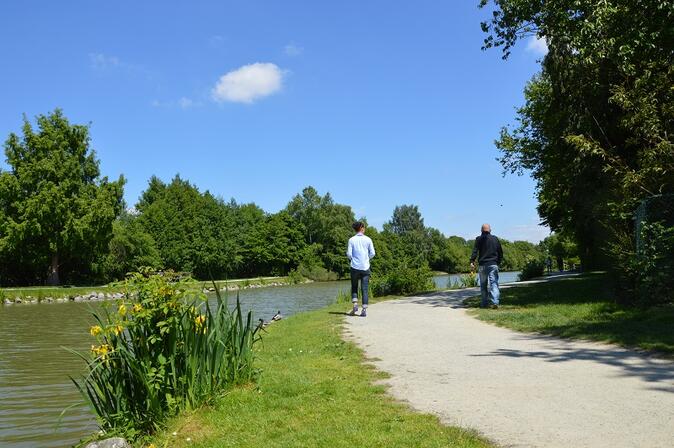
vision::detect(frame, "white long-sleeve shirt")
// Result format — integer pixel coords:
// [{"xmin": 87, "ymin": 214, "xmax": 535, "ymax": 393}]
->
[{"xmin": 346, "ymin": 232, "xmax": 375, "ymax": 270}]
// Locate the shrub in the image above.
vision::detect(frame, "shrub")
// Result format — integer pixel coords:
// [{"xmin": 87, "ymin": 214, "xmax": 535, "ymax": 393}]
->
[
  {"xmin": 632, "ymin": 221, "xmax": 674, "ymax": 306},
  {"xmin": 371, "ymin": 265, "xmax": 434, "ymax": 296},
  {"xmin": 297, "ymin": 262, "xmax": 338, "ymax": 282},
  {"xmin": 68, "ymin": 269, "xmax": 261, "ymax": 440},
  {"xmin": 450, "ymin": 273, "xmax": 479, "ymax": 289},
  {"xmin": 518, "ymin": 259, "xmax": 545, "ymax": 281},
  {"xmin": 287, "ymin": 269, "xmax": 305, "ymax": 285}
]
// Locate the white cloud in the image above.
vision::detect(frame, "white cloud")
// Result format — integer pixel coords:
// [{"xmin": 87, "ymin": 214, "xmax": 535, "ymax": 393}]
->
[
  {"xmin": 284, "ymin": 43, "xmax": 303, "ymax": 56},
  {"xmin": 89, "ymin": 53, "xmax": 120, "ymax": 70},
  {"xmin": 211, "ymin": 63, "xmax": 284, "ymax": 104},
  {"xmin": 151, "ymin": 97, "xmax": 201, "ymax": 109},
  {"xmin": 526, "ymin": 36, "xmax": 548, "ymax": 56},
  {"xmin": 178, "ymin": 97, "xmax": 195, "ymax": 109}
]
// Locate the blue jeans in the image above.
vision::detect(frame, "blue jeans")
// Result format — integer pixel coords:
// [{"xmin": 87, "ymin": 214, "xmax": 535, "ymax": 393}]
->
[
  {"xmin": 350, "ymin": 268, "xmax": 370, "ymax": 308},
  {"xmin": 478, "ymin": 265, "xmax": 500, "ymax": 307}
]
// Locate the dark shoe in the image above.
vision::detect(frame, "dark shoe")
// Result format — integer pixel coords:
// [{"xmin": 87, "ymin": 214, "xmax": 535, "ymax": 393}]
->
[
  {"xmin": 490, "ymin": 304, "xmax": 499, "ymax": 309},
  {"xmin": 349, "ymin": 307, "xmax": 358, "ymax": 316},
  {"xmin": 360, "ymin": 309, "xmax": 367, "ymax": 317}
]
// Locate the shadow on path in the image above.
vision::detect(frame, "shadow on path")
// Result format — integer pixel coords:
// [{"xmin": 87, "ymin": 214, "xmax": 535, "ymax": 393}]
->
[{"xmin": 470, "ymin": 332, "xmax": 674, "ymax": 392}]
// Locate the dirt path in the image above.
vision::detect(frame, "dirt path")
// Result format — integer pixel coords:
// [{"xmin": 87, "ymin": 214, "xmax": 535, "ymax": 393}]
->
[{"xmin": 345, "ymin": 288, "xmax": 674, "ymax": 448}]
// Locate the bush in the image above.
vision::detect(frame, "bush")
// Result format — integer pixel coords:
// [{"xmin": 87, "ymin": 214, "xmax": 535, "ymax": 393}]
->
[
  {"xmin": 371, "ymin": 265, "xmax": 434, "ymax": 296},
  {"xmin": 450, "ymin": 273, "xmax": 479, "ymax": 289},
  {"xmin": 632, "ymin": 221, "xmax": 674, "ymax": 306},
  {"xmin": 297, "ymin": 261, "xmax": 338, "ymax": 282},
  {"xmin": 287, "ymin": 269, "xmax": 305, "ymax": 285},
  {"xmin": 518, "ymin": 259, "xmax": 545, "ymax": 281},
  {"xmin": 68, "ymin": 269, "xmax": 261, "ymax": 440}
]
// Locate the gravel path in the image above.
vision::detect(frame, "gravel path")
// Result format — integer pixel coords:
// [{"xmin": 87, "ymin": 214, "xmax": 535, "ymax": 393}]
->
[{"xmin": 345, "ymin": 287, "xmax": 674, "ymax": 448}]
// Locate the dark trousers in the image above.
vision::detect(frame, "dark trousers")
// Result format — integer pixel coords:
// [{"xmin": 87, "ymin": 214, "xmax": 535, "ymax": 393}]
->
[{"xmin": 350, "ymin": 268, "xmax": 370, "ymax": 307}]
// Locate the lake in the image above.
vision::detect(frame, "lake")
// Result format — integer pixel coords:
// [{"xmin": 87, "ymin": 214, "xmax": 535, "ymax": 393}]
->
[{"xmin": 0, "ymin": 272, "xmax": 519, "ymax": 447}]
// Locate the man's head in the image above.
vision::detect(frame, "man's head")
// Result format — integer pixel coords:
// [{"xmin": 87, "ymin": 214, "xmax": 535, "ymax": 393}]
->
[
  {"xmin": 481, "ymin": 223, "xmax": 491, "ymax": 234},
  {"xmin": 352, "ymin": 221, "xmax": 365, "ymax": 233}
]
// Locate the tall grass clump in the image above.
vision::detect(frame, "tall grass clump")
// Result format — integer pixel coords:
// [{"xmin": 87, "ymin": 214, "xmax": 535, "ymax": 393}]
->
[
  {"xmin": 450, "ymin": 273, "xmax": 479, "ymax": 289},
  {"xmin": 68, "ymin": 269, "xmax": 261, "ymax": 440}
]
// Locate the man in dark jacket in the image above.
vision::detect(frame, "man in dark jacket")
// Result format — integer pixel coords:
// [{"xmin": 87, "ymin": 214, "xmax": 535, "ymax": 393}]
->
[{"xmin": 470, "ymin": 223, "xmax": 503, "ymax": 309}]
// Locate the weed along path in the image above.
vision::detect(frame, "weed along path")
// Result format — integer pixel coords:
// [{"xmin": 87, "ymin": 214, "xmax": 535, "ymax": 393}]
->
[{"xmin": 345, "ymin": 287, "xmax": 674, "ymax": 448}]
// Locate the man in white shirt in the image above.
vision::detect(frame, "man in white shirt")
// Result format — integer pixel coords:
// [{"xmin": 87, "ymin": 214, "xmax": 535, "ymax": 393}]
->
[{"xmin": 346, "ymin": 221, "xmax": 375, "ymax": 317}]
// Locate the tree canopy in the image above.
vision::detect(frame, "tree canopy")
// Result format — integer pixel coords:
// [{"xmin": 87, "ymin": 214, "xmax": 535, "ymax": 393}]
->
[{"xmin": 0, "ymin": 110, "xmax": 124, "ymax": 285}]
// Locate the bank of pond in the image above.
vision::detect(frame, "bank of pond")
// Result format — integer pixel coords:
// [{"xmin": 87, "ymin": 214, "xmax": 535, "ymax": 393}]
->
[{"xmin": 0, "ymin": 272, "xmax": 519, "ymax": 447}]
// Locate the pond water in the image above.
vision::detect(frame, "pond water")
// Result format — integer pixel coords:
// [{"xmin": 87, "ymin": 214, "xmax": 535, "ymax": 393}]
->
[{"xmin": 0, "ymin": 272, "xmax": 519, "ymax": 447}]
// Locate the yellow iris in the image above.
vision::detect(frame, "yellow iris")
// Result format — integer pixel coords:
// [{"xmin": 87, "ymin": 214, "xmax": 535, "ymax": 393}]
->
[
  {"xmin": 113, "ymin": 324, "xmax": 124, "ymax": 336},
  {"xmin": 91, "ymin": 344, "xmax": 111, "ymax": 360},
  {"xmin": 194, "ymin": 315, "xmax": 206, "ymax": 327},
  {"xmin": 133, "ymin": 303, "xmax": 143, "ymax": 313},
  {"xmin": 118, "ymin": 303, "xmax": 127, "ymax": 317},
  {"xmin": 89, "ymin": 325, "xmax": 102, "ymax": 336}
]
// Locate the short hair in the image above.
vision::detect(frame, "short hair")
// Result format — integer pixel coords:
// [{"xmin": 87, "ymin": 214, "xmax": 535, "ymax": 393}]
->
[{"xmin": 352, "ymin": 221, "xmax": 365, "ymax": 231}]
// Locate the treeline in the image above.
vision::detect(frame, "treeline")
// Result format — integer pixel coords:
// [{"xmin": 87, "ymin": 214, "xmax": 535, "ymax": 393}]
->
[
  {"xmin": 480, "ymin": 0, "xmax": 674, "ymax": 304},
  {"xmin": 0, "ymin": 110, "xmax": 542, "ymax": 286}
]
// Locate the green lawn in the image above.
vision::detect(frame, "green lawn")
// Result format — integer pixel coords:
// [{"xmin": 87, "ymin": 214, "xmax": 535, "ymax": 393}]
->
[
  {"xmin": 465, "ymin": 273, "xmax": 674, "ymax": 355},
  {"xmin": 149, "ymin": 299, "xmax": 492, "ymax": 448}
]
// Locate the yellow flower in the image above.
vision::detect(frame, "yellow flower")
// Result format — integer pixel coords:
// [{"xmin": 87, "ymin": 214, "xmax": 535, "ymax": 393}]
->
[
  {"xmin": 91, "ymin": 344, "xmax": 111, "ymax": 360},
  {"xmin": 89, "ymin": 325, "xmax": 102, "ymax": 336},
  {"xmin": 118, "ymin": 303, "xmax": 127, "ymax": 317},
  {"xmin": 113, "ymin": 324, "xmax": 124, "ymax": 336},
  {"xmin": 133, "ymin": 303, "xmax": 143, "ymax": 313},
  {"xmin": 147, "ymin": 444, "xmax": 156, "ymax": 448},
  {"xmin": 194, "ymin": 314, "xmax": 206, "ymax": 328}
]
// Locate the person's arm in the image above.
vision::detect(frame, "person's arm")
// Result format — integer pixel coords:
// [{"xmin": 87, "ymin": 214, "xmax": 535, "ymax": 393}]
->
[
  {"xmin": 368, "ymin": 239, "xmax": 376, "ymax": 259},
  {"xmin": 346, "ymin": 239, "xmax": 353, "ymax": 260},
  {"xmin": 497, "ymin": 239, "xmax": 503, "ymax": 266},
  {"xmin": 470, "ymin": 237, "xmax": 479, "ymax": 266}
]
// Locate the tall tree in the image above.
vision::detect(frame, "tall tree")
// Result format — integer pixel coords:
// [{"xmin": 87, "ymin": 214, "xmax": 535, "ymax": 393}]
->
[
  {"xmin": 480, "ymin": 0, "xmax": 674, "ymax": 269},
  {"xmin": 387, "ymin": 205, "xmax": 425, "ymax": 235},
  {"xmin": 0, "ymin": 110, "xmax": 124, "ymax": 285}
]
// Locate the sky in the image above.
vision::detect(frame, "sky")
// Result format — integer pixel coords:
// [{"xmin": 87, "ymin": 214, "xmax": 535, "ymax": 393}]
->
[{"xmin": 0, "ymin": 1, "xmax": 550, "ymax": 242}]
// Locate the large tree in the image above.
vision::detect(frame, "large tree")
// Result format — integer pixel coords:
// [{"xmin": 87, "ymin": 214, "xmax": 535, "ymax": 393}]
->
[
  {"xmin": 0, "ymin": 110, "xmax": 124, "ymax": 285},
  {"xmin": 480, "ymin": 0, "xmax": 674, "ymax": 269}
]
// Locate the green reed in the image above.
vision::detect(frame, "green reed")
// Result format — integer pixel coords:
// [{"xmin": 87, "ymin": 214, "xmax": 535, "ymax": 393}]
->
[{"xmin": 67, "ymin": 269, "xmax": 261, "ymax": 439}]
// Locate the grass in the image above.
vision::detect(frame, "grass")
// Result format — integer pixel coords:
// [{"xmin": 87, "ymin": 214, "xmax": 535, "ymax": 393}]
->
[
  {"xmin": 465, "ymin": 273, "xmax": 674, "ymax": 355},
  {"xmin": 148, "ymin": 297, "xmax": 493, "ymax": 448}
]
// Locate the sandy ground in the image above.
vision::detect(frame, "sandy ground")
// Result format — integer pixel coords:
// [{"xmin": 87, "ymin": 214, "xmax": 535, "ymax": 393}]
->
[{"xmin": 345, "ymin": 287, "xmax": 674, "ymax": 448}]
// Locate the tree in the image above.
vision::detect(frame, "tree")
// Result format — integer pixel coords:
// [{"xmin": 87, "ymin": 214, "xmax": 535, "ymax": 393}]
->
[
  {"xmin": 480, "ymin": 0, "xmax": 674, "ymax": 273},
  {"xmin": 0, "ymin": 110, "xmax": 124, "ymax": 285},
  {"xmin": 387, "ymin": 205, "xmax": 425, "ymax": 235}
]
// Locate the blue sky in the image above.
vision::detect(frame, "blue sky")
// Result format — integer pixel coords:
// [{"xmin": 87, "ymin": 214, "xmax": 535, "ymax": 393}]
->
[{"xmin": 0, "ymin": 1, "xmax": 549, "ymax": 242}]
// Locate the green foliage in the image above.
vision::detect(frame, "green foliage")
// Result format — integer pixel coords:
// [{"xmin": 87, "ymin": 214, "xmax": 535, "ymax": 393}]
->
[
  {"xmin": 631, "ymin": 221, "xmax": 674, "ymax": 306},
  {"xmin": 371, "ymin": 264, "xmax": 434, "ymax": 296},
  {"xmin": 0, "ymin": 109, "xmax": 125, "ymax": 285},
  {"xmin": 96, "ymin": 211, "xmax": 162, "ymax": 281},
  {"xmin": 285, "ymin": 187, "xmax": 355, "ymax": 277},
  {"xmin": 518, "ymin": 258, "xmax": 545, "ymax": 281},
  {"xmin": 68, "ymin": 270, "xmax": 260, "ymax": 439},
  {"xmin": 481, "ymin": 0, "xmax": 674, "ymax": 276},
  {"xmin": 450, "ymin": 273, "xmax": 479, "ymax": 289}
]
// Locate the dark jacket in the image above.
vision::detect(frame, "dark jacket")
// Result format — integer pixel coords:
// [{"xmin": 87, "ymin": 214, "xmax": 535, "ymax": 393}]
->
[{"xmin": 470, "ymin": 232, "xmax": 503, "ymax": 267}]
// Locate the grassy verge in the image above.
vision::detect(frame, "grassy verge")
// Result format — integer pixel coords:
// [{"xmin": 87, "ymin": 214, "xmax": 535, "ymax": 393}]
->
[
  {"xmin": 465, "ymin": 273, "xmax": 674, "ymax": 355},
  {"xmin": 148, "ymin": 298, "xmax": 492, "ymax": 448},
  {"xmin": 0, "ymin": 276, "xmax": 293, "ymax": 302}
]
